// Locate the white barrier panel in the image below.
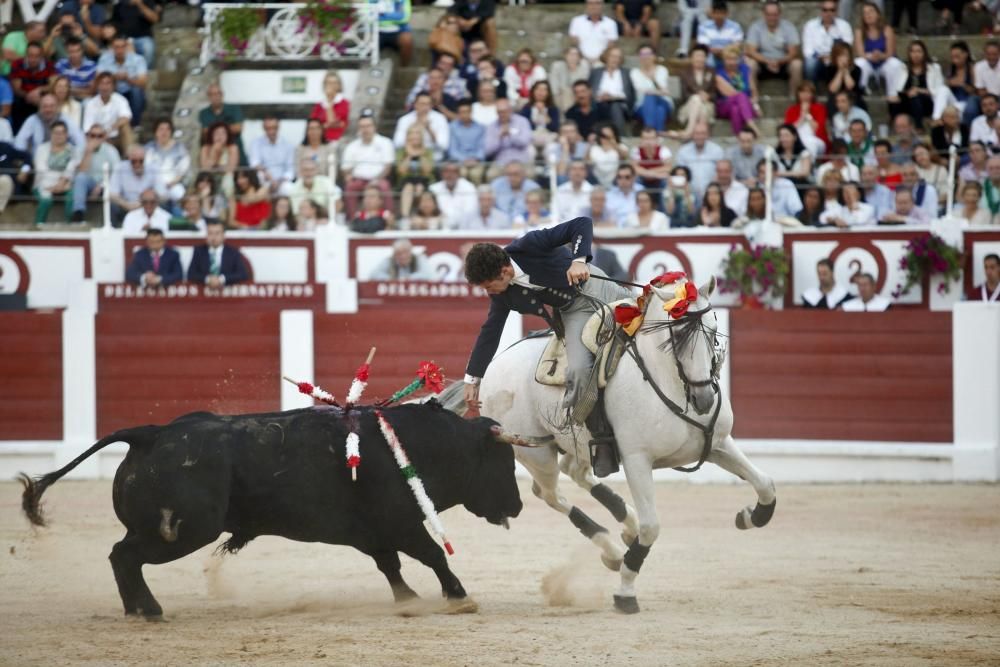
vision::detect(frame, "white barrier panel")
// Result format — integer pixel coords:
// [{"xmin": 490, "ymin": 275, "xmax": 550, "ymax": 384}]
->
[{"xmin": 952, "ymin": 302, "xmax": 1000, "ymax": 482}]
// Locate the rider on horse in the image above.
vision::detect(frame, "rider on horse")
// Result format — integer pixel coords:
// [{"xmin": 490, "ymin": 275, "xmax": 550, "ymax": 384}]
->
[{"xmin": 462, "ymin": 216, "xmax": 633, "ymax": 477}]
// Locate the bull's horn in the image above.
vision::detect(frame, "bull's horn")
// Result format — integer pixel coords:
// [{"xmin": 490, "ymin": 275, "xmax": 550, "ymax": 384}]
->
[{"xmin": 490, "ymin": 425, "xmax": 555, "ymax": 447}]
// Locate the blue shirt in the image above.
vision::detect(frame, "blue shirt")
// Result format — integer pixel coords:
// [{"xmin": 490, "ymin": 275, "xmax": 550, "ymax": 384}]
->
[
  {"xmin": 490, "ymin": 176, "xmax": 540, "ymax": 219},
  {"xmin": 606, "ymin": 184, "xmax": 646, "ymax": 227},
  {"xmin": 249, "ymin": 135, "xmax": 296, "ymax": 183},
  {"xmin": 0, "ymin": 77, "xmax": 11, "ymax": 106},
  {"xmin": 56, "ymin": 57, "xmax": 97, "ymax": 91},
  {"xmin": 14, "ymin": 112, "xmax": 85, "ymax": 153},
  {"xmin": 863, "ymin": 183, "xmax": 894, "ymax": 221},
  {"xmin": 447, "ymin": 119, "xmax": 485, "ymax": 161},
  {"xmin": 676, "ymin": 140, "xmax": 725, "ymax": 200},
  {"xmin": 96, "ymin": 51, "xmax": 147, "ymax": 94}
]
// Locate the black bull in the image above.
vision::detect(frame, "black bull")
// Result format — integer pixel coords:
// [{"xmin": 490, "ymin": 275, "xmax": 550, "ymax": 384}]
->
[{"xmin": 18, "ymin": 402, "xmax": 523, "ymax": 618}]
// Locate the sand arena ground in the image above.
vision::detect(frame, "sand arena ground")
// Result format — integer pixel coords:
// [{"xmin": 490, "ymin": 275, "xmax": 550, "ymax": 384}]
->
[{"xmin": 1, "ymin": 479, "xmax": 998, "ymax": 666}]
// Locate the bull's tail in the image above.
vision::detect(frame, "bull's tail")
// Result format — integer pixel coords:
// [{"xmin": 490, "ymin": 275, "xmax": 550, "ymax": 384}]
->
[
  {"xmin": 436, "ymin": 381, "xmax": 468, "ymax": 417},
  {"xmin": 18, "ymin": 426, "xmax": 158, "ymax": 527}
]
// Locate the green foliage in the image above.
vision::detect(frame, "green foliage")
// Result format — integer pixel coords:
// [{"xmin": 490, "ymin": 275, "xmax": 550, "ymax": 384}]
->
[
  {"xmin": 213, "ymin": 6, "xmax": 265, "ymax": 59},
  {"xmin": 892, "ymin": 233, "xmax": 963, "ymax": 298},
  {"xmin": 719, "ymin": 244, "xmax": 790, "ymax": 300}
]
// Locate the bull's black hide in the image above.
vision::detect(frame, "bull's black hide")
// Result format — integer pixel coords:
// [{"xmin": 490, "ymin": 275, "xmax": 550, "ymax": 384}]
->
[{"xmin": 19, "ymin": 402, "xmax": 522, "ymax": 618}]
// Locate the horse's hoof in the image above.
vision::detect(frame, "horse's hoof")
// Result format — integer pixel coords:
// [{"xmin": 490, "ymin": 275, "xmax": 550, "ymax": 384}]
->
[
  {"xmin": 601, "ymin": 555, "xmax": 623, "ymax": 572},
  {"xmin": 445, "ymin": 598, "xmax": 479, "ymax": 615},
  {"xmin": 751, "ymin": 498, "xmax": 776, "ymax": 528},
  {"xmin": 613, "ymin": 595, "xmax": 640, "ymax": 614},
  {"xmin": 735, "ymin": 507, "xmax": 752, "ymax": 530}
]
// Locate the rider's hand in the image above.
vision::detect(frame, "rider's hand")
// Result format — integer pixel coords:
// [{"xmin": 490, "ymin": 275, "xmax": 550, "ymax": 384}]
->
[
  {"xmin": 464, "ymin": 382, "xmax": 482, "ymax": 418},
  {"xmin": 566, "ymin": 261, "xmax": 590, "ymax": 286}
]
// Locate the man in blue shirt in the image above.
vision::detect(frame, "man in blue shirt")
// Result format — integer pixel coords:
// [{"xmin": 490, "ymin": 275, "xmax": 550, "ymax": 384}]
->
[
  {"xmin": 676, "ymin": 122, "xmax": 725, "ymax": 204},
  {"xmin": 56, "ymin": 37, "xmax": 96, "ymax": 99},
  {"xmin": 249, "ymin": 117, "xmax": 296, "ymax": 197},
  {"xmin": 447, "ymin": 100, "xmax": 486, "ymax": 183},
  {"xmin": 490, "ymin": 161, "xmax": 539, "ymax": 220},
  {"xmin": 605, "ymin": 164, "xmax": 645, "ymax": 226},
  {"xmin": 96, "ymin": 35, "xmax": 146, "ymax": 126}
]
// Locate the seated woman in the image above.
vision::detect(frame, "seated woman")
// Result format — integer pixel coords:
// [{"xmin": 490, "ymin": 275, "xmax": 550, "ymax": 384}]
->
[
  {"xmin": 198, "ymin": 122, "xmax": 238, "ymax": 198},
  {"xmin": 696, "ymin": 182, "xmax": 737, "ymax": 228},
  {"xmin": 472, "ymin": 79, "xmax": 499, "ymax": 126},
  {"xmin": 267, "ymin": 196, "xmax": 297, "ymax": 231},
  {"xmin": 409, "ymin": 190, "xmax": 444, "ymax": 231},
  {"xmin": 888, "ymin": 40, "xmax": 943, "ymax": 130},
  {"xmin": 714, "ymin": 44, "xmax": 760, "ymax": 137},
  {"xmin": 624, "ymin": 189, "xmax": 670, "ymax": 230},
  {"xmin": 815, "ymin": 139, "xmax": 861, "ymax": 184},
  {"xmin": 194, "ymin": 171, "xmax": 227, "ymax": 222},
  {"xmin": 932, "ymin": 41, "xmax": 979, "ymax": 123},
  {"xmin": 297, "ymin": 199, "xmax": 329, "ymax": 231},
  {"xmin": 734, "ymin": 187, "xmax": 768, "ymax": 228},
  {"xmin": 663, "ymin": 165, "xmax": 696, "ymax": 228},
  {"xmin": 513, "ymin": 189, "xmax": 550, "ymax": 230},
  {"xmin": 913, "ymin": 142, "xmax": 949, "ymax": 209},
  {"xmin": 931, "ymin": 105, "xmax": 970, "ymax": 161},
  {"xmin": 783, "ymin": 82, "xmax": 829, "ymax": 157},
  {"xmin": 827, "ymin": 42, "xmax": 866, "ymax": 113},
  {"xmin": 819, "ymin": 181, "xmax": 875, "ymax": 227},
  {"xmin": 230, "ymin": 169, "xmax": 272, "ymax": 229},
  {"xmin": 518, "ymin": 81, "xmax": 560, "ymax": 161},
  {"xmin": 797, "ymin": 186, "xmax": 825, "ymax": 226},
  {"xmin": 630, "ymin": 43, "xmax": 672, "ymax": 134},
  {"xmin": 669, "ymin": 45, "xmax": 716, "ymax": 141},
  {"xmin": 296, "ymin": 118, "xmax": 336, "ymax": 171},
  {"xmin": 831, "ymin": 90, "xmax": 873, "ymax": 142},
  {"xmin": 504, "ymin": 48, "xmax": 548, "ymax": 110},
  {"xmin": 588, "ymin": 123, "xmax": 629, "ymax": 189},
  {"xmin": 775, "ymin": 124, "xmax": 813, "ymax": 187},
  {"xmin": 952, "ymin": 181, "xmax": 993, "ymax": 226},
  {"xmin": 309, "ymin": 71, "xmax": 349, "ymax": 143},
  {"xmin": 820, "ymin": 169, "xmax": 844, "ymax": 214},
  {"xmin": 549, "ymin": 45, "xmax": 591, "ymax": 112},
  {"xmin": 395, "ymin": 125, "xmax": 435, "ymax": 219},
  {"xmin": 589, "ymin": 45, "xmax": 634, "ymax": 137},
  {"xmin": 873, "ymin": 139, "xmax": 903, "ymax": 189},
  {"xmin": 351, "ymin": 186, "xmax": 395, "ymax": 233},
  {"xmin": 853, "ymin": 2, "xmax": 907, "ymax": 94}
]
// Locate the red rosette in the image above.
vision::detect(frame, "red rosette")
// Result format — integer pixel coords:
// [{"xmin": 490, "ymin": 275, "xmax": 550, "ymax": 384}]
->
[
  {"xmin": 649, "ymin": 271, "xmax": 687, "ymax": 287},
  {"xmin": 297, "ymin": 382, "xmax": 315, "ymax": 395},
  {"xmin": 354, "ymin": 363, "xmax": 370, "ymax": 383},
  {"xmin": 614, "ymin": 303, "xmax": 642, "ymax": 325},
  {"xmin": 417, "ymin": 361, "xmax": 445, "ymax": 394},
  {"xmin": 347, "ymin": 455, "xmax": 360, "ymax": 467}
]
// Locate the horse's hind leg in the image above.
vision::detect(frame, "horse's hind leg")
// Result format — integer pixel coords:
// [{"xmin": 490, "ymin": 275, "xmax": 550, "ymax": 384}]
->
[
  {"xmin": 560, "ymin": 454, "xmax": 641, "ymax": 549},
  {"xmin": 708, "ymin": 435, "xmax": 777, "ymax": 530},
  {"xmin": 520, "ymin": 447, "xmax": 624, "ymax": 571}
]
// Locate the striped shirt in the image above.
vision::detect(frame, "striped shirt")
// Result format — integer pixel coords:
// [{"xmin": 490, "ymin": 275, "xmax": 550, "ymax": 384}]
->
[
  {"xmin": 696, "ymin": 18, "xmax": 744, "ymax": 51},
  {"xmin": 56, "ymin": 57, "xmax": 97, "ymax": 92}
]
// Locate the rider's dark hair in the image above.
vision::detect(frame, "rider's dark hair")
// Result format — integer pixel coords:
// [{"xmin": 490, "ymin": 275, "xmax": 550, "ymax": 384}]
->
[{"xmin": 464, "ymin": 243, "xmax": 510, "ymax": 284}]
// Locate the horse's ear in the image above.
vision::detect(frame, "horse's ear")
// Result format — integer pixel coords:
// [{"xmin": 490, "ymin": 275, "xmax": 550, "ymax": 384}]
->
[{"xmin": 699, "ymin": 276, "xmax": 716, "ymax": 299}]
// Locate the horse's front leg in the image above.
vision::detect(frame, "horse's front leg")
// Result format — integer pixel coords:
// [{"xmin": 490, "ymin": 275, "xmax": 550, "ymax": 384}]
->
[
  {"xmin": 560, "ymin": 453, "xmax": 640, "ymax": 556},
  {"xmin": 614, "ymin": 452, "xmax": 659, "ymax": 614}
]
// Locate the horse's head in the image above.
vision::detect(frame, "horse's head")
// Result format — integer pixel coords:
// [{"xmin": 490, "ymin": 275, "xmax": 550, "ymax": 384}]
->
[{"xmin": 644, "ymin": 275, "xmax": 721, "ymax": 415}]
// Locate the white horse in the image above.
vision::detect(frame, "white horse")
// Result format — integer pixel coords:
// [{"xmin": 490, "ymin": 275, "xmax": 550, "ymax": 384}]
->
[{"xmin": 463, "ymin": 275, "xmax": 777, "ymax": 614}]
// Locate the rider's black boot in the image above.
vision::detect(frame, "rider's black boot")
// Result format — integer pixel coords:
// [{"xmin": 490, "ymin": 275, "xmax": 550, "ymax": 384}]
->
[{"xmin": 585, "ymin": 390, "xmax": 619, "ymax": 478}]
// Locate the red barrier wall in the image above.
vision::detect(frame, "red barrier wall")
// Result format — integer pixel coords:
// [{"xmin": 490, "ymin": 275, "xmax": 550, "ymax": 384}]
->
[
  {"xmin": 0, "ymin": 312, "xmax": 62, "ymax": 440},
  {"xmin": 729, "ymin": 310, "xmax": 953, "ymax": 442}
]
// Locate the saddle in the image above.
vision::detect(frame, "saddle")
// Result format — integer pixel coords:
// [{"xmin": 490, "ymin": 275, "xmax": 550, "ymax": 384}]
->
[{"xmin": 534, "ymin": 298, "xmax": 636, "ymax": 391}]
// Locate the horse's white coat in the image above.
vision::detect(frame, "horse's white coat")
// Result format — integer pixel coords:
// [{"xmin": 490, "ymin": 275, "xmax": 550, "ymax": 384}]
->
[{"xmin": 479, "ymin": 278, "xmax": 776, "ymax": 609}]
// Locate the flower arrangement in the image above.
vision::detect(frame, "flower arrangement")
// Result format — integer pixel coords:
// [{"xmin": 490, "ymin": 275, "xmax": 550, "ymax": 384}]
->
[
  {"xmin": 719, "ymin": 244, "xmax": 790, "ymax": 302},
  {"xmin": 212, "ymin": 5, "xmax": 265, "ymax": 59},
  {"xmin": 892, "ymin": 232, "xmax": 963, "ymax": 297},
  {"xmin": 297, "ymin": 0, "xmax": 356, "ymax": 50}
]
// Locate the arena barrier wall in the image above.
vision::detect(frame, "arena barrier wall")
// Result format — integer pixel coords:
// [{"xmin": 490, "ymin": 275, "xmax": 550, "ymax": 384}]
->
[{"xmin": 0, "ymin": 227, "xmax": 997, "ymax": 482}]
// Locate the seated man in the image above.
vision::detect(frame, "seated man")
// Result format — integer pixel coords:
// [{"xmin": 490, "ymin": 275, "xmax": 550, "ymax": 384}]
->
[
  {"xmin": 461, "ymin": 217, "xmax": 634, "ymax": 477},
  {"xmin": 484, "ymin": 97, "xmax": 533, "ymax": 179},
  {"xmin": 9, "ymin": 40, "xmax": 54, "ymax": 130},
  {"xmin": 122, "ymin": 188, "xmax": 170, "ymax": 235},
  {"xmin": 448, "ymin": 0, "xmax": 498, "ymax": 54},
  {"xmin": 715, "ymin": 159, "xmax": 747, "ymax": 217},
  {"xmin": 860, "ymin": 164, "xmax": 895, "ymax": 222},
  {"xmin": 404, "ymin": 55, "xmax": 468, "ymax": 110},
  {"xmin": 289, "ymin": 158, "xmax": 339, "ymax": 217},
  {"xmin": 879, "ymin": 186, "xmax": 930, "ymax": 225},
  {"xmin": 753, "ymin": 159, "xmax": 802, "ymax": 218},
  {"xmin": 71, "ymin": 122, "xmax": 120, "ymax": 223},
  {"xmin": 393, "ymin": 92, "xmax": 450, "ymax": 161},
  {"xmin": 745, "ymin": 0, "xmax": 802, "ymax": 97},
  {"xmin": 96, "ymin": 35, "xmax": 146, "ymax": 128},
  {"xmin": 967, "ymin": 253, "xmax": 1000, "ymax": 302},
  {"xmin": 726, "ymin": 127, "xmax": 765, "ymax": 186},
  {"xmin": 369, "ymin": 238, "xmax": 434, "ymax": 281},
  {"xmin": 341, "ymin": 114, "xmax": 395, "ymax": 219},
  {"xmin": 455, "ymin": 185, "xmax": 510, "ymax": 230},
  {"xmin": 842, "ymin": 273, "xmax": 890, "ymax": 312},
  {"xmin": 490, "ymin": 161, "xmax": 540, "ymax": 220},
  {"xmin": 555, "ymin": 159, "xmax": 594, "ymax": 219},
  {"xmin": 187, "ymin": 219, "xmax": 249, "ymax": 287},
  {"xmin": 429, "ymin": 161, "xmax": 478, "ymax": 229},
  {"xmin": 377, "ymin": 0, "xmax": 414, "ymax": 67},
  {"xmin": 568, "ymin": 0, "xmax": 619, "ymax": 64},
  {"xmin": 447, "ymin": 100, "xmax": 486, "ymax": 184},
  {"xmin": 696, "ymin": 0, "xmax": 744, "ymax": 65},
  {"xmin": 565, "ymin": 81, "xmax": 607, "ymax": 142},
  {"xmin": 614, "ymin": 0, "xmax": 660, "ymax": 50},
  {"xmin": 14, "ymin": 92, "xmax": 84, "ymax": 155},
  {"xmin": 900, "ymin": 163, "xmax": 939, "ymax": 220},
  {"xmin": 55, "ymin": 37, "xmax": 97, "ymax": 100},
  {"xmin": 801, "ymin": 258, "xmax": 853, "ymax": 309},
  {"xmin": 198, "ymin": 82, "xmax": 246, "ymax": 164},
  {"xmin": 606, "ymin": 163, "xmax": 645, "ymax": 226},
  {"xmin": 81, "ymin": 71, "xmax": 132, "ymax": 150},
  {"xmin": 109, "ymin": 144, "xmax": 157, "ymax": 226},
  {"xmin": 249, "ymin": 116, "xmax": 295, "ymax": 197},
  {"xmin": 125, "ymin": 228, "xmax": 181, "ymax": 287}
]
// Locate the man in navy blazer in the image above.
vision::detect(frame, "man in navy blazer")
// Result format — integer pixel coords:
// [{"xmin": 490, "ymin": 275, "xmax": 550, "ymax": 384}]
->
[
  {"xmin": 462, "ymin": 216, "xmax": 633, "ymax": 477},
  {"xmin": 186, "ymin": 220, "xmax": 249, "ymax": 287},
  {"xmin": 125, "ymin": 229, "xmax": 183, "ymax": 287}
]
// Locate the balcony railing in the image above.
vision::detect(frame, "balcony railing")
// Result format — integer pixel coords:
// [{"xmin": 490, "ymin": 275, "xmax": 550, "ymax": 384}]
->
[{"xmin": 200, "ymin": 3, "xmax": 380, "ymax": 67}]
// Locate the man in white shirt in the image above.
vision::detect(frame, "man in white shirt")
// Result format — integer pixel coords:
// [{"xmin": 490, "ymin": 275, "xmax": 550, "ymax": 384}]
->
[
  {"xmin": 696, "ymin": 0, "xmax": 744, "ymax": 63},
  {"xmin": 249, "ymin": 116, "xmax": 295, "ymax": 197},
  {"xmin": 715, "ymin": 159, "xmax": 748, "ymax": 216},
  {"xmin": 289, "ymin": 159, "xmax": 339, "ymax": 216},
  {"xmin": 555, "ymin": 159, "xmax": 594, "ymax": 219},
  {"xmin": 974, "ymin": 40, "xmax": 1000, "ymax": 97},
  {"xmin": 122, "ymin": 188, "xmax": 170, "ymax": 235},
  {"xmin": 842, "ymin": 273, "xmax": 890, "ymax": 312},
  {"xmin": 969, "ymin": 93, "xmax": 999, "ymax": 147},
  {"xmin": 81, "ymin": 72, "xmax": 132, "ymax": 150},
  {"xmin": 802, "ymin": 258, "xmax": 854, "ymax": 309},
  {"xmin": 568, "ymin": 0, "xmax": 618, "ymax": 63},
  {"xmin": 801, "ymin": 1, "xmax": 853, "ymax": 84},
  {"xmin": 393, "ymin": 92, "xmax": 450, "ymax": 160},
  {"xmin": 429, "ymin": 161, "xmax": 478, "ymax": 229},
  {"xmin": 342, "ymin": 114, "xmax": 395, "ymax": 220}
]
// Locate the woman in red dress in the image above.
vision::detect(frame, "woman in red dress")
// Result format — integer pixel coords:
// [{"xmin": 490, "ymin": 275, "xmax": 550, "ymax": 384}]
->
[
  {"xmin": 231, "ymin": 169, "xmax": 272, "ymax": 229},
  {"xmin": 783, "ymin": 82, "xmax": 829, "ymax": 157},
  {"xmin": 310, "ymin": 71, "xmax": 350, "ymax": 143}
]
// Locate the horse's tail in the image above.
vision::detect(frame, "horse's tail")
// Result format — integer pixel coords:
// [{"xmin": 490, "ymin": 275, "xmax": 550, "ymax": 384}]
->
[
  {"xmin": 18, "ymin": 426, "xmax": 158, "ymax": 527},
  {"xmin": 436, "ymin": 381, "xmax": 468, "ymax": 417}
]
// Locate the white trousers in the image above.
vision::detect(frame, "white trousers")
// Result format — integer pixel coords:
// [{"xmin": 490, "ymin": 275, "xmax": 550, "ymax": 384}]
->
[
  {"xmin": 854, "ymin": 57, "xmax": 907, "ymax": 94},
  {"xmin": 932, "ymin": 87, "xmax": 968, "ymax": 121}
]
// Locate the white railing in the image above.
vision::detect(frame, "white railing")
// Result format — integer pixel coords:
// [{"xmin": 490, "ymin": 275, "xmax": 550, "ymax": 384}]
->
[{"xmin": 200, "ymin": 3, "xmax": 380, "ymax": 67}]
